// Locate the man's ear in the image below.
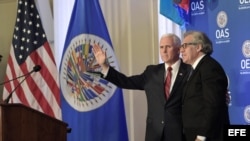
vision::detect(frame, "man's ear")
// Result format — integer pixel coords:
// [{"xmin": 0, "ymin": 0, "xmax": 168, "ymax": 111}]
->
[{"xmin": 196, "ymin": 44, "xmax": 202, "ymax": 52}]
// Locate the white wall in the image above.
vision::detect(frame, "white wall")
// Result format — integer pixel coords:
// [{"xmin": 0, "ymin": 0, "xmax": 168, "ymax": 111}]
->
[{"xmin": 0, "ymin": 0, "xmax": 17, "ymax": 97}]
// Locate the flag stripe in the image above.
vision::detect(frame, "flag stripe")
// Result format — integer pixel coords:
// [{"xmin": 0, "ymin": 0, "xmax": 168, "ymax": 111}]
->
[
  {"xmin": 35, "ymin": 46, "xmax": 61, "ymax": 115},
  {"xmin": 36, "ymin": 43, "xmax": 60, "ymax": 105}
]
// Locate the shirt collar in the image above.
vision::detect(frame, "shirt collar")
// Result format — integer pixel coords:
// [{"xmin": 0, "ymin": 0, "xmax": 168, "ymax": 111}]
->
[
  {"xmin": 165, "ymin": 59, "xmax": 181, "ymax": 71},
  {"xmin": 192, "ymin": 54, "xmax": 205, "ymax": 69}
]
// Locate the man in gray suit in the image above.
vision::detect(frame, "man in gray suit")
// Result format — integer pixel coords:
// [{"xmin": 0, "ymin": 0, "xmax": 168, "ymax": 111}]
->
[
  {"xmin": 93, "ymin": 33, "xmax": 190, "ymax": 141},
  {"xmin": 180, "ymin": 30, "xmax": 230, "ymax": 141}
]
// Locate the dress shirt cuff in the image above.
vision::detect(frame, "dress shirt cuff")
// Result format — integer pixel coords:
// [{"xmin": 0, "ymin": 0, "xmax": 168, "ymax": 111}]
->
[
  {"xmin": 101, "ymin": 66, "xmax": 109, "ymax": 78},
  {"xmin": 197, "ymin": 135, "xmax": 206, "ymax": 141}
]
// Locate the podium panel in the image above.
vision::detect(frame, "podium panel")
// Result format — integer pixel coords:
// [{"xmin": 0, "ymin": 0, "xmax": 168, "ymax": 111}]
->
[{"xmin": 0, "ymin": 104, "xmax": 68, "ymax": 141}]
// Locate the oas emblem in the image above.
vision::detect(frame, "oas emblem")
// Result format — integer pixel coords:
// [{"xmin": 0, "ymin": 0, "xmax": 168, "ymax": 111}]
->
[
  {"xmin": 216, "ymin": 11, "xmax": 228, "ymax": 28},
  {"xmin": 60, "ymin": 34, "xmax": 118, "ymax": 112},
  {"xmin": 244, "ymin": 105, "xmax": 250, "ymax": 123},
  {"xmin": 242, "ymin": 40, "xmax": 250, "ymax": 58}
]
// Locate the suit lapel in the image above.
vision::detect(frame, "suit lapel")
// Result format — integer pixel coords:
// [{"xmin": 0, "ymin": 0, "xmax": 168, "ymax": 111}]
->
[
  {"xmin": 157, "ymin": 64, "xmax": 167, "ymax": 105},
  {"xmin": 171, "ymin": 62, "xmax": 189, "ymax": 99},
  {"xmin": 182, "ymin": 56, "xmax": 208, "ymax": 101}
]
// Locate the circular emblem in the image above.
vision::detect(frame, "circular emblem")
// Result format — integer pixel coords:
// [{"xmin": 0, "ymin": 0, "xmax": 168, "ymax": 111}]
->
[
  {"xmin": 242, "ymin": 40, "xmax": 250, "ymax": 58},
  {"xmin": 60, "ymin": 34, "xmax": 118, "ymax": 112},
  {"xmin": 216, "ymin": 11, "xmax": 228, "ymax": 28},
  {"xmin": 244, "ymin": 105, "xmax": 250, "ymax": 123}
]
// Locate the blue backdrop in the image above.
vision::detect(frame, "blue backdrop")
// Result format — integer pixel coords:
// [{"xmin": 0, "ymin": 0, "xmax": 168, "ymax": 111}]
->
[{"xmin": 186, "ymin": 0, "xmax": 250, "ymax": 124}]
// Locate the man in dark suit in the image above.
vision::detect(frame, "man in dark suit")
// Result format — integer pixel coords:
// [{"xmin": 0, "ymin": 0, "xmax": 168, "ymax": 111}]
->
[
  {"xmin": 93, "ymin": 33, "xmax": 190, "ymax": 141},
  {"xmin": 180, "ymin": 30, "xmax": 230, "ymax": 141}
]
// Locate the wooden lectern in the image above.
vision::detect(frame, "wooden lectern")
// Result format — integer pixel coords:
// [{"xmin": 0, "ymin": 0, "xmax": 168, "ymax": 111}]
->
[{"xmin": 0, "ymin": 104, "xmax": 68, "ymax": 141}]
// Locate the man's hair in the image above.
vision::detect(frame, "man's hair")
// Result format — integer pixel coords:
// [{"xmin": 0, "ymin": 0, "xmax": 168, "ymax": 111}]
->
[
  {"xmin": 161, "ymin": 33, "xmax": 181, "ymax": 48},
  {"xmin": 183, "ymin": 31, "xmax": 213, "ymax": 55}
]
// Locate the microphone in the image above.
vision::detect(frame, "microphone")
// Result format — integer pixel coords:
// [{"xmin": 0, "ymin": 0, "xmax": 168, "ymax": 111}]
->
[
  {"xmin": 33, "ymin": 65, "xmax": 41, "ymax": 72},
  {"xmin": 2, "ymin": 65, "xmax": 41, "ymax": 104},
  {"xmin": 0, "ymin": 65, "xmax": 41, "ymax": 85}
]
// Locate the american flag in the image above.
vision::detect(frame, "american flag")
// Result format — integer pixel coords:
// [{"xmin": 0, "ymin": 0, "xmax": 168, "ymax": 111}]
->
[{"xmin": 2, "ymin": 0, "xmax": 61, "ymax": 119}]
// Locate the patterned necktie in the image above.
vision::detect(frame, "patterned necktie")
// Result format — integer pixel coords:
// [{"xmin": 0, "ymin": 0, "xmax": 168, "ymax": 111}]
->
[{"xmin": 165, "ymin": 67, "xmax": 172, "ymax": 100}]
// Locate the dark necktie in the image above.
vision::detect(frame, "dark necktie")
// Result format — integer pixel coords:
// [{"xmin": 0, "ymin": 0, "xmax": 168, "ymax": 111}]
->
[
  {"xmin": 188, "ymin": 67, "xmax": 194, "ymax": 80},
  {"xmin": 165, "ymin": 67, "xmax": 172, "ymax": 100}
]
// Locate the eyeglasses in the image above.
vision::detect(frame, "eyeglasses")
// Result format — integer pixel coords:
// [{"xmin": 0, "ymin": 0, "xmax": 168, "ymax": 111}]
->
[
  {"xmin": 160, "ymin": 45, "xmax": 173, "ymax": 48},
  {"xmin": 180, "ymin": 42, "xmax": 198, "ymax": 49}
]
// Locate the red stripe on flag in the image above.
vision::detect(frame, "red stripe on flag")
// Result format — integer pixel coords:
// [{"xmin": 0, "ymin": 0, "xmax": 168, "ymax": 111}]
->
[
  {"xmin": 27, "ymin": 50, "xmax": 56, "ymax": 117},
  {"xmin": 41, "ymin": 42, "xmax": 60, "ymax": 105}
]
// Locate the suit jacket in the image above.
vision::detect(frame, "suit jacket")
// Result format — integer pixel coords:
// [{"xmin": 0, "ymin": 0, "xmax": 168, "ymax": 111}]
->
[
  {"xmin": 105, "ymin": 61, "xmax": 190, "ymax": 141},
  {"xmin": 182, "ymin": 55, "xmax": 230, "ymax": 141}
]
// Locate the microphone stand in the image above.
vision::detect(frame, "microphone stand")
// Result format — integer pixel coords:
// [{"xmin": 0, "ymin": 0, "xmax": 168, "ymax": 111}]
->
[
  {"xmin": 4, "ymin": 75, "xmax": 29, "ymax": 104},
  {"xmin": 0, "ymin": 65, "xmax": 41, "ymax": 85},
  {"xmin": 1, "ymin": 65, "xmax": 41, "ymax": 104},
  {"xmin": 0, "ymin": 72, "xmax": 33, "ymax": 85}
]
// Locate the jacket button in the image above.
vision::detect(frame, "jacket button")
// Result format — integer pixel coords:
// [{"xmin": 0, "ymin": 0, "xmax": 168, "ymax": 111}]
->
[{"xmin": 161, "ymin": 121, "xmax": 164, "ymax": 124}]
